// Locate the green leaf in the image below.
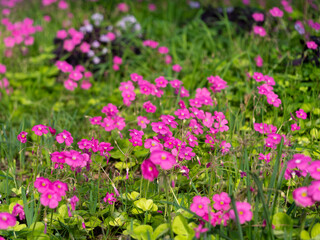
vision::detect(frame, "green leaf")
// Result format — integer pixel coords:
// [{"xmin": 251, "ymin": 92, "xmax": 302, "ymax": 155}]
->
[
  {"xmin": 153, "ymin": 223, "xmax": 169, "ymax": 239},
  {"xmin": 300, "ymin": 230, "xmax": 310, "ymax": 240},
  {"xmin": 85, "ymin": 216, "xmax": 102, "ymax": 228},
  {"xmin": 172, "ymin": 215, "xmax": 194, "ymax": 238},
  {"xmin": 58, "ymin": 204, "xmax": 69, "ymax": 219},
  {"xmin": 27, "ymin": 232, "xmax": 50, "ymax": 240},
  {"xmin": 311, "ymin": 223, "xmax": 320, "ymax": 238},
  {"xmin": 29, "ymin": 222, "xmax": 45, "ymax": 232},
  {"xmin": 134, "ymin": 198, "xmax": 157, "ymax": 212},
  {"xmin": 272, "ymin": 212, "xmax": 292, "ymax": 231}
]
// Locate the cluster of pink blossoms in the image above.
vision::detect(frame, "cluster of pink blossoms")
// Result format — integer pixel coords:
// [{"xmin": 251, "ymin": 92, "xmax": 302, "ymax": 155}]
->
[
  {"xmin": 55, "ymin": 61, "xmax": 92, "ymax": 91},
  {"xmin": 269, "ymin": 7, "xmax": 283, "ymax": 18},
  {"xmin": 281, "ymin": 0, "xmax": 293, "ymax": 13},
  {"xmin": 190, "ymin": 193, "xmax": 252, "ymax": 232},
  {"xmin": 254, "ymin": 123, "xmax": 290, "ymax": 149},
  {"xmin": 287, "ymin": 154, "xmax": 320, "ymax": 207},
  {"xmin": 114, "ymin": 71, "xmax": 231, "ymax": 183},
  {"xmin": 207, "ymin": 75, "xmax": 228, "ymax": 92},
  {"xmin": 42, "ymin": 0, "xmax": 68, "ymax": 9},
  {"xmin": 2, "ymin": 17, "xmax": 42, "ymax": 56},
  {"xmin": 51, "ymin": 138, "xmax": 113, "ymax": 170},
  {"xmin": 89, "ymin": 103, "xmax": 126, "ymax": 131},
  {"xmin": 253, "ymin": 72, "xmax": 281, "ymax": 107},
  {"xmin": 113, "ymin": 56, "xmax": 123, "ymax": 71},
  {"xmin": 56, "ymin": 28, "xmax": 85, "ymax": 52},
  {"xmin": 34, "ymin": 177, "xmax": 68, "ymax": 209},
  {"xmin": 143, "ymin": 39, "xmax": 172, "ymax": 64},
  {"xmin": 290, "ymin": 108, "xmax": 307, "ymax": 132}
]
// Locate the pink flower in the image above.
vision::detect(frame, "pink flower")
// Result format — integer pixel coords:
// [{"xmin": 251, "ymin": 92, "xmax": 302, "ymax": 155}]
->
[
  {"xmin": 220, "ymin": 141, "xmax": 231, "ymax": 154},
  {"xmin": 190, "ymin": 195, "xmax": 211, "ymax": 217},
  {"xmin": 252, "ymin": 12, "xmax": 264, "ymax": 22},
  {"xmin": 252, "ymin": 72, "xmax": 265, "ymax": 82},
  {"xmin": 158, "ymin": 46, "xmax": 169, "ymax": 54},
  {"xmin": 103, "ymin": 193, "xmax": 116, "ymax": 205},
  {"xmin": 117, "ymin": 3, "xmax": 129, "ymax": 12},
  {"xmin": 137, "ymin": 116, "xmax": 150, "ymax": 129},
  {"xmin": 56, "ymin": 130, "xmax": 73, "ymax": 146},
  {"xmin": 172, "ymin": 64, "xmax": 182, "ymax": 72},
  {"xmin": 69, "ymin": 71, "xmax": 83, "ymax": 81},
  {"xmin": 113, "ymin": 64, "xmax": 120, "ymax": 71},
  {"xmin": 143, "ymin": 101, "xmax": 157, "ymax": 113},
  {"xmin": 308, "ymin": 181, "xmax": 320, "ymax": 201},
  {"xmin": 266, "ymin": 92, "xmax": 281, "ymax": 107},
  {"xmin": 12, "ymin": 204, "xmax": 25, "ymax": 220},
  {"xmin": 296, "ymin": 109, "xmax": 307, "ymax": 119},
  {"xmin": 113, "ymin": 56, "xmax": 122, "ymax": 65},
  {"xmin": 212, "ymin": 192, "xmax": 231, "ymax": 211},
  {"xmin": 0, "ymin": 212, "xmax": 16, "ymax": 229},
  {"xmin": 155, "ymin": 76, "xmax": 168, "ymax": 88},
  {"xmin": 43, "ymin": 15, "xmax": 51, "ymax": 22},
  {"xmin": 293, "ymin": 187, "xmax": 314, "ymax": 207},
  {"xmin": 258, "ymin": 153, "xmax": 271, "ymax": 163},
  {"xmin": 58, "ymin": 1, "xmax": 68, "ymax": 9},
  {"xmin": 269, "ymin": 7, "xmax": 283, "ymax": 18},
  {"xmin": 81, "ymin": 80, "xmax": 92, "ymax": 90},
  {"xmin": 0, "ymin": 64, "xmax": 6, "ymax": 74},
  {"xmin": 285, "ymin": 154, "xmax": 312, "ymax": 180},
  {"xmin": 40, "ymin": 190, "xmax": 62, "ymax": 208},
  {"xmin": 165, "ymin": 55, "xmax": 172, "ymax": 64},
  {"xmin": 255, "ymin": 55, "xmax": 263, "ymax": 67},
  {"xmin": 174, "ymin": 108, "xmax": 190, "ymax": 120},
  {"xmin": 63, "ymin": 39, "xmax": 75, "ymax": 52},
  {"xmin": 52, "ymin": 180, "xmax": 68, "ymax": 196},
  {"xmin": 32, "ymin": 124, "xmax": 48, "ymax": 136},
  {"xmin": 194, "ymin": 224, "xmax": 209, "ymax": 239},
  {"xmin": 291, "ymin": 123, "xmax": 300, "ymax": 131},
  {"xmin": 34, "ymin": 177, "xmax": 52, "ymax": 193},
  {"xmin": 148, "ymin": 3, "xmax": 156, "ymax": 11},
  {"xmin": 308, "ymin": 161, "xmax": 320, "ymax": 180},
  {"xmin": 17, "ymin": 131, "xmax": 28, "ymax": 143},
  {"xmin": 80, "ymin": 42, "xmax": 90, "ymax": 53},
  {"xmin": 106, "ymin": 32, "xmax": 116, "ymax": 41},
  {"xmin": 130, "ymin": 73, "xmax": 143, "ymax": 82},
  {"xmin": 253, "ymin": 26, "xmax": 266, "ymax": 37},
  {"xmin": 207, "ymin": 75, "xmax": 228, "ymax": 92},
  {"xmin": 306, "ymin": 41, "xmax": 318, "ymax": 50},
  {"xmin": 64, "ymin": 79, "xmax": 77, "ymax": 91},
  {"xmin": 229, "ymin": 202, "xmax": 253, "ymax": 224},
  {"xmin": 141, "ymin": 159, "xmax": 159, "ymax": 181},
  {"xmin": 102, "ymin": 103, "xmax": 118, "ymax": 117},
  {"xmin": 56, "ymin": 30, "xmax": 68, "ymax": 39},
  {"xmin": 64, "ymin": 150, "xmax": 86, "ymax": 168},
  {"xmin": 69, "ymin": 195, "xmax": 79, "ymax": 211},
  {"xmin": 150, "ymin": 150, "xmax": 176, "ymax": 170}
]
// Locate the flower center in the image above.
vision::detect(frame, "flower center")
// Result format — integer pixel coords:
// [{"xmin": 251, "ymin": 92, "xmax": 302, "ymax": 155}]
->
[
  {"xmin": 198, "ymin": 204, "xmax": 203, "ymax": 209},
  {"xmin": 148, "ymin": 167, "xmax": 153, "ymax": 171},
  {"xmin": 220, "ymin": 201, "xmax": 224, "ymax": 205},
  {"xmin": 301, "ymin": 192, "xmax": 307, "ymax": 197},
  {"xmin": 239, "ymin": 211, "xmax": 244, "ymax": 215},
  {"xmin": 161, "ymin": 155, "xmax": 166, "ymax": 160},
  {"xmin": 2, "ymin": 216, "xmax": 7, "ymax": 221},
  {"xmin": 22, "ymin": 134, "xmax": 25, "ymax": 138},
  {"xmin": 48, "ymin": 194, "xmax": 52, "ymax": 199},
  {"xmin": 72, "ymin": 156, "xmax": 76, "ymax": 160},
  {"xmin": 42, "ymin": 183, "xmax": 46, "ymax": 187}
]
